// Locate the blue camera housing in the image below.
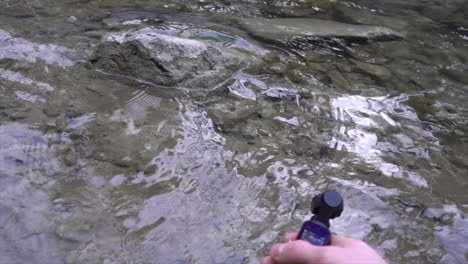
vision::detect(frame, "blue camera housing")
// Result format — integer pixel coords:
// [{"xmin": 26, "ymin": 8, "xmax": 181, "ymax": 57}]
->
[
  {"xmin": 297, "ymin": 190, "xmax": 343, "ymax": 246},
  {"xmin": 297, "ymin": 220, "xmax": 331, "ymax": 246}
]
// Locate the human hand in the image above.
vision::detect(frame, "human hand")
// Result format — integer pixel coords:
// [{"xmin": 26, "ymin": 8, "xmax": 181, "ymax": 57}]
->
[{"xmin": 261, "ymin": 232, "xmax": 387, "ymax": 264}]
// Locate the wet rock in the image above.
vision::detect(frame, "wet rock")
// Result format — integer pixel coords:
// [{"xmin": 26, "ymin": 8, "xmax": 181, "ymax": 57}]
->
[
  {"xmin": 239, "ymin": 18, "xmax": 404, "ymax": 43},
  {"xmin": 420, "ymin": 3, "xmax": 468, "ymax": 29},
  {"xmin": 285, "ymin": 67, "xmax": 308, "ymax": 84},
  {"xmin": 55, "ymin": 218, "xmax": 92, "ymax": 242},
  {"xmin": 46, "ymin": 121, "xmax": 57, "ymax": 130},
  {"xmin": 328, "ymin": 69, "xmax": 351, "ymax": 90},
  {"xmin": 85, "ymin": 84, "xmax": 104, "ymax": 96},
  {"xmin": 61, "ymin": 148, "xmax": 78, "ymax": 167},
  {"xmin": 336, "ymin": 6, "xmax": 409, "ymax": 32},
  {"xmin": 351, "ymin": 59, "xmax": 392, "ymax": 79},
  {"xmin": 207, "ymin": 100, "xmax": 258, "ymax": 131},
  {"xmin": 92, "ymin": 27, "xmax": 249, "ymax": 89},
  {"xmin": 0, "ymin": 1, "xmax": 36, "ymax": 18},
  {"xmin": 67, "ymin": 16, "xmax": 78, "ymax": 23},
  {"xmin": 179, "ymin": 28, "xmax": 267, "ymax": 55},
  {"xmin": 66, "ymin": 103, "xmax": 83, "ymax": 119},
  {"xmin": 407, "ymin": 94, "xmax": 436, "ymax": 118},
  {"xmin": 228, "ymin": 80, "xmax": 257, "ymax": 101},
  {"xmin": 291, "ymin": 135, "xmax": 332, "ymax": 158},
  {"xmin": 144, "ymin": 164, "xmax": 157, "ymax": 175},
  {"xmin": 259, "ymin": 5, "xmax": 320, "ymax": 18},
  {"xmin": 240, "ymin": 122, "xmax": 258, "ymax": 140},
  {"xmin": 5, "ymin": 106, "xmax": 31, "ymax": 120},
  {"xmin": 102, "ymin": 17, "xmax": 122, "ymax": 29},
  {"xmin": 69, "ymin": 128, "xmax": 86, "ymax": 140},
  {"xmin": 43, "ymin": 107, "xmax": 61, "ymax": 118},
  {"xmin": 273, "ymin": 116, "xmax": 300, "ymax": 127},
  {"xmin": 440, "ymin": 66, "xmax": 468, "ymax": 85},
  {"xmin": 259, "ymin": 0, "xmax": 335, "ymax": 17},
  {"xmin": 422, "ymin": 208, "xmax": 445, "ymax": 221},
  {"xmin": 261, "ymin": 87, "xmax": 301, "ymax": 102}
]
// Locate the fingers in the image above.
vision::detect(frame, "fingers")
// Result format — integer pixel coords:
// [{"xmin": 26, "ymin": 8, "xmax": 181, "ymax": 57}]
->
[
  {"xmin": 283, "ymin": 233, "xmax": 354, "ymax": 247},
  {"xmin": 284, "ymin": 232, "xmax": 299, "ymax": 242},
  {"xmin": 330, "ymin": 235, "xmax": 363, "ymax": 248},
  {"xmin": 261, "ymin": 256, "xmax": 275, "ymax": 264},
  {"xmin": 270, "ymin": 240, "xmax": 325, "ymax": 264},
  {"xmin": 264, "ymin": 233, "xmax": 386, "ymax": 264}
]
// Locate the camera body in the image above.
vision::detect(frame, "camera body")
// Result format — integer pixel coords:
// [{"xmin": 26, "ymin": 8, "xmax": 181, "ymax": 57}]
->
[
  {"xmin": 297, "ymin": 219, "xmax": 331, "ymax": 246},
  {"xmin": 297, "ymin": 190, "xmax": 344, "ymax": 246}
]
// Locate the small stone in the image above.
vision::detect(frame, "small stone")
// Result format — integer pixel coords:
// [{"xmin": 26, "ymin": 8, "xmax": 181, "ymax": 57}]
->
[
  {"xmin": 55, "ymin": 220, "xmax": 92, "ymax": 242},
  {"xmin": 351, "ymin": 59, "xmax": 392, "ymax": 79},
  {"xmin": 66, "ymin": 104, "xmax": 82, "ymax": 119},
  {"xmin": 288, "ymin": 68, "xmax": 309, "ymax": 83},
  {"xmin": 102, "ymin": 18, "xmax": 120, "ymax": 29},
  {"xmin": 144, "ymin": 164, "xmax": 157, "ymax": 175},
  {"xmin": 207, "ymin": 100, "xmax": 258, "ymax": 130},
  {"xmin": 85, "ymin": 85, "xmax": 104, "ymax": 96},
  {"xmin": 122, "ymin": 19, "xmax": 142, "ymax": 25},
  {"xmin": 46, "ymin": 121, "xmax": 57, "ymax": 129},
  {"xmin": 273, "ymin": 116, "xmax": 300, "ymax": 126},
  {"xmin": 268, "ymin": 64, "xmax": 287, "ymax": 75},
  {"xmin": 62, "ymin": 148, "xmax": 77, "ymax": 167},
  {"xmin": 262, "ymin": 87, "xmax": 300, "ymax": 102},
  {"xmin": 111, "ymin": 157, "xmax": 133, "ymax": 168},
  {"xmin": 258, "ymin": 128, "xmax": 271, "ymax": 137},
  {"xmin": 228, "ymin": 80, "xmax": 257, "ymax": 101},
  {"xmin": 43, "ymin": 107, "xmax": 61, "ymax": 118},
  {"xmin": 241, "ymin": 122, "xmax": 257, "ymax": 139},
  {"xmin": 68, "ymin": 16, "xmax": 78, "ymax": 23},
  {"xmin": 69, "ymin": 128, "xmax": 85, "ymax": 140},
  {"xmin": 93, "ymin": 152, "xmax": 108, "ymax": 161},
  {"xmin": 7, "ymin": 109, "xmax": 30, "ymax": 120},
  {"xmin": 423, "ymin": 208, "xmax": 444, "ymax": 220}
]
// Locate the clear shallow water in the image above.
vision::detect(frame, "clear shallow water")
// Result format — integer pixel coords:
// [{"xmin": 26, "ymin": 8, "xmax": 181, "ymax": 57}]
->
[{"xmin": 0, "ymin": 1, "xmax": 467, "ymax": 264}]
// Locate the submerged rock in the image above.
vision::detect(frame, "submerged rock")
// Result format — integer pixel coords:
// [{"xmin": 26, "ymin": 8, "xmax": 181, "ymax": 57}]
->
[
  {"xmin": 262, "ymin": 87, "xmax": 301, "ymax": 102},
  {"xmin": 207, "ymin": 100, "xmax": 258, "ymax": 131},
  {"xmin": 92, "ymin": 27, "xmax": 249, "ymax": 89},
  {"xmin": 351, "ymin": 59, "xmax": 392, "ymax": 79},
  {"xmin": 239, "ymin": 18, "xmax": 404, "ymax": 42}
]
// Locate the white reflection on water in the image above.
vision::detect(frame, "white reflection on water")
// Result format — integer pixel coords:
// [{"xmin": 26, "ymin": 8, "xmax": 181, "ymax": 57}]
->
[
  {"xmin": 0, "ymin": 123, "xmax": 73, "ymax": 264},
  {"xmin": 67, "ymin": 113, "xmax": 96, "ymax": 129},
  {"xmin": 0, "ymin": 29, "xmax": 74, "ymax": 67},
  {"xmin": 112, "ymin": 103, "xmax": 268, "ymax": 263},
  {"xmin": 0, "ymin": 68, "xmax": 55, "ymax": 91},
  {"xmin": 15, "ymin": 90, "xmax": 45, "ymax": 103},
  {"xmin": 329, "ymin": 177, "xmax": 400, "ymax": 239},
  {"xmin": 437, "ymin": 209, "xmax": 468, "ymax": 264},
  {"xmin": 110, "ymin": 90, "xmax": 162, "ymax": 135},
  {"xmin": 329, "ymin": 94, "xmax": 432, "ymax": 187},
  {"xmin": 0, "ymin": 123, "xmax": 69, "ymax": 176}
]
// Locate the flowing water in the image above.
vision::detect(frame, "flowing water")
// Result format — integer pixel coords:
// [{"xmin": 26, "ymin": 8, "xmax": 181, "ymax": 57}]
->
[{"xmin": 0, "ymin": 1, "xmax": 467, "ymax": 263}]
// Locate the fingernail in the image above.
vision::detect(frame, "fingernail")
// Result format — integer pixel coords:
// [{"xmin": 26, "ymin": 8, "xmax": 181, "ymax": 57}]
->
[{"xmin": 272, "ymin": 243, "xmax": 286, "ymax": 260}]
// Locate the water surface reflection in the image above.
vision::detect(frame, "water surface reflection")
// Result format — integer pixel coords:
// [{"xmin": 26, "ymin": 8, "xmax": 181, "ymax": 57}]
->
[{"xmin": 0, "ymin": 0, "xmax": 467, "ymax": 263}]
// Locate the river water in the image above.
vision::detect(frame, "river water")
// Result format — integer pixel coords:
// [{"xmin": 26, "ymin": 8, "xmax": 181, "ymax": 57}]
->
[{"xmin": 0, "ymin": 1, "xmax": 467, "ymax": 264}]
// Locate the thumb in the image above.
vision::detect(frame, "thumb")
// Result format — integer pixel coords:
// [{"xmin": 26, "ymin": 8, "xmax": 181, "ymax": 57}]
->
[{"xmin": 271, "ymin": 240, "xmax": 326, "ymax": 264}]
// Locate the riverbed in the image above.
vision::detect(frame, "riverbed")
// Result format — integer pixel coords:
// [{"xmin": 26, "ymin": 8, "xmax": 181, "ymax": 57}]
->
[{"xmin": 0, "ymin": 1, "xmax": 467, "ymax": 263}]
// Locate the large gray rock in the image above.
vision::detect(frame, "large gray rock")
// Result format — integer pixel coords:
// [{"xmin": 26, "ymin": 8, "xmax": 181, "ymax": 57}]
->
[
  {"xmin": 92, "ymin": 27, "xmax": 248, "ymax": 89},
  {"xmin": 239, "ymin": 18, "xmax": 404, "ymax": 42}
]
